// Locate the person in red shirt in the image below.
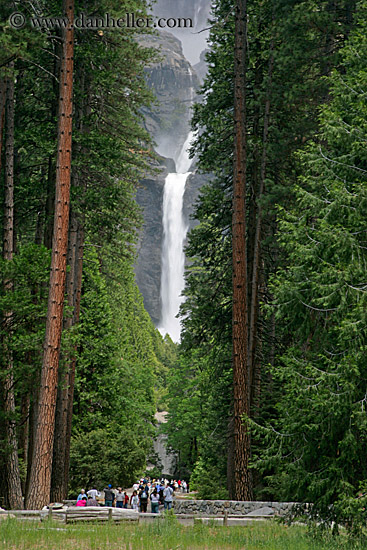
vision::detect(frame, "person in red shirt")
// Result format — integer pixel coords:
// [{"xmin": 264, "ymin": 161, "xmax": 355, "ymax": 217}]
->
[{"xmin": 123, "ymin": 491, "xmax": 129, "ymax": 508}]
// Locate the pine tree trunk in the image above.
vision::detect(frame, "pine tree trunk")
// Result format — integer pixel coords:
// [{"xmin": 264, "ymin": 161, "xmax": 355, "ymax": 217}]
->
[
  {"xmin": 232, "ymin": 0, "xmax": 253, "ymax": 501},
  {"xmin": 51, "ymin": 209, "xmax": 78, "ymax": 502},
  {"xmin": 19, "ymin": 390, "xmax": 30, "ymax": 482},
  {"xmin": 247, "ymin": 55, "xmax": 262, "ymax": 312},
  {"xmin": 24, "ymin": 383, "xmax": 39, "ymax": 501},
  {"xmin": 44, "ymin": 156, "xmax": 56, "ymax": 250},
  {"xmin": 44, "ymin": 42, "xmax": 61, "ymax": 250},
  {"xmin": 226, "ymin": 416, "xmax": 235, "ymax": 498},
  {"xmin": 51, "ymin": 66, "xmax": 88, "ymax": 500},
  {"xmin": 3, "ymin": 66, "xmax": 24, "ymax": 510},
  {"xmin": 25, "ymin": 0, "xmax": 75, "ymax": 509}
]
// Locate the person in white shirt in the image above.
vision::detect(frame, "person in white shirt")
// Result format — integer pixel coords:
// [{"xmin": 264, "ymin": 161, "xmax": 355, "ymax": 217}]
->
[
  {"xmin": 150, "ymin": 488, "xmax": 160, "ymax": 513},
  {"xmin": 163, "ymin": 483, "xmax": 173, "ymax": 510},
  {"xmin": 130, "ymin": 490, "xmax": 139, "ymax": 510},
  {"xmin": 87, "ymin": 487, "xmax": 100, "ymax": 500}
]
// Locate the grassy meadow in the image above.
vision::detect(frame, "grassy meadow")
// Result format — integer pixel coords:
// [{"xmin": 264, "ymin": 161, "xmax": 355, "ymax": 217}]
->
[{"xmin": 0, "ymin": 517, "xmax": 365, "ymax": 550}]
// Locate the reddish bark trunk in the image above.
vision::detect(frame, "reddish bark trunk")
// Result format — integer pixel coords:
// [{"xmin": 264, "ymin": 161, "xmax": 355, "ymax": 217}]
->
[
  {"xmin": 25, "ymin": 0, "xmax": 75, "ymax": 509},
  {"xmin": 19, "ymin": 391, "xmax": 30, "ymax": 466},
  {"xmin": 44, "ymin": 40, "xmax": 62, "ymax": 250},
  {"xmin": 51, "ymin": 209, "xmax": 78, "ymax": 502},
  {"xmin": 232, "ymin": 0, "xmax": 253, "ymax": 501},
  {"xmin": 226, "ymin": 416, "xmax": 235, "ymax": 498},
  {"xmin": 24, "ymin": 383, "xmax": 39, "ymax": 501},
  {"xmin": 51, "ymin": 67, "xmax": 89, "ymax": 501},
  {"xmin": 44, "ymin": 156, "xmax": 56, "ymax": 250}
]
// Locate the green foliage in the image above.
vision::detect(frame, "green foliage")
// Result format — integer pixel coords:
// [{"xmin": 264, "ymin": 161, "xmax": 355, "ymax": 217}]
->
[
  {"xmin": 335, "ymin": 482, "xmax": 367, "ymax": 537},
  {"xmin": 163, "ymin": 343, "xmax": 232, "ymax": 489},
  {"xmin": 0, "ymin": 243, "xmax": 50, "ymax": 397},
  {"xmin": 190, "ymin": 458, "xmax": 229, "ymax": 500},
  {"xmin": 69, "ymin": 426, "xmax": 147, "ymax": 491},
  {"xmin": 69, "ymin": 244, "xmax": 162, "ymax": 493},
  {"xmin": 167, "ymin": 0, "xmax": 357, "ymax": 500},
  {"xmin": 253, "ymin": 0, "xmax": 367, "ymax": 519}
]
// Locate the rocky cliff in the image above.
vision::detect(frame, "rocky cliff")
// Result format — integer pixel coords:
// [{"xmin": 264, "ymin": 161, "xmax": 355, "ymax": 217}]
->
[{"xmin": 141, "ymin": 31, "xmax": 199, "ymax": 162}]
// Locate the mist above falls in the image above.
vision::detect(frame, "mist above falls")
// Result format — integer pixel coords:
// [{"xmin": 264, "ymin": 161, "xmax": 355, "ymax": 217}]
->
[{"xmin": 152, "ymin": 0, "xmax": 211, "ymax": 65}]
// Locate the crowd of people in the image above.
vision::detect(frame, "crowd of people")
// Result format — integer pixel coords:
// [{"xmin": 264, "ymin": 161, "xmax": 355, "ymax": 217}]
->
[{"xmin": 76, "ymin": 478, "xmax": 189, "ymax": 514}]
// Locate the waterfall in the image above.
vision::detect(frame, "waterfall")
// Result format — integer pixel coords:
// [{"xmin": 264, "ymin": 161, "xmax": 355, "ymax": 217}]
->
[
  {"xmin": 158, "ymin": 64, "xmax": 195, "ymax": 343},
  {"xmin": 159, "ymin": 130, "xmax": 194, "ymax": 342}
]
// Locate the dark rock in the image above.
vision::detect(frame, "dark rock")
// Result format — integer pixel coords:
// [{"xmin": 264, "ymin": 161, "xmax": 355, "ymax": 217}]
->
[
  {"xmin": 153, "ymin": 0, "xmax": 212, "ymax": 66},
  {"xmin": 134, "ymin": 167, "xmax": 167, "ymax": 326},
  {"xmin": 160, "ymin": 154, "xmax": 176, "ymax": 173},
  {"xmin": 140, "ymin": 31, "xmax": 200, "ymax": 161}
]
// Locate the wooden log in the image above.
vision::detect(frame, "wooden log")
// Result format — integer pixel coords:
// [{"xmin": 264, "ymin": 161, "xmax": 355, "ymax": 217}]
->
[
  {"xmin": 67, "ymin": 516, "xmax": 110, "ymax": 522},
  {"xmin": 6, "ymin": 510, "xmax": 41, "ymax": 515}
]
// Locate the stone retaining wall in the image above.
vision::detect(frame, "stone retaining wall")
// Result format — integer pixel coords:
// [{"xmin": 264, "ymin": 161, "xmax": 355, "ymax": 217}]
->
[{"xmin": 173, "ymin": 500, "xmax": 296, "ymax": 516}]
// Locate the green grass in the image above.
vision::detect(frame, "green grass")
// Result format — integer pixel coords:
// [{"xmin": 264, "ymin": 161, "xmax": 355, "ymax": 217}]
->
[{"xmin": 0, "ymin": 517, "xmax": 365, "ymax": 550}]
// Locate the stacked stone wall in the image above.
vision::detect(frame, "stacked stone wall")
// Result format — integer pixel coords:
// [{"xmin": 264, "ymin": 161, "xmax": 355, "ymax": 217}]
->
[{"xmin": 173, "ymin": 500, "xmax": 296, "ymax": 516}]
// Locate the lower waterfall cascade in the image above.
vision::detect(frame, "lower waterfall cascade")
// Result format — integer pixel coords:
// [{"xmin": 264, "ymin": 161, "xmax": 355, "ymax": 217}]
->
[{"xmin": 159, "ymin": 131, "xmax": 194, "ymax": 342}]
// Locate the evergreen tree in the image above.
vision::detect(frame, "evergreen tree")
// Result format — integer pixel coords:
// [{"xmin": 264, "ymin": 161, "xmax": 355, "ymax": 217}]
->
[
  {"xmin": 255, "ymin": 1, "xmax": 367, "ymax": 514},
  {"xmin": 69, "ymin": 245, "xmax": 157, "ymax": 491},
  {"xmin": 169, "ymin": 0, "xmax": 357, "ymax": 498}
]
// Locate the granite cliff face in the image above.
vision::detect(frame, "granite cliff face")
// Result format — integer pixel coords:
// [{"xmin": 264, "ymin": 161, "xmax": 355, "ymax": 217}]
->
[
  {"xmin": 134, "ymin": 30, "xmax": 208, "ymax": 327},
  {"xmin": 141, "ymin": 31, "xmax": 199, "ymax": 162}
]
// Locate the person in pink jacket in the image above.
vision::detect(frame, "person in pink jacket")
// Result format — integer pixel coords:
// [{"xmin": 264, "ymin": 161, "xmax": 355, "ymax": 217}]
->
[{"xmin": 76, "ymin": 496, "xmax": 87, "ymax": 506}]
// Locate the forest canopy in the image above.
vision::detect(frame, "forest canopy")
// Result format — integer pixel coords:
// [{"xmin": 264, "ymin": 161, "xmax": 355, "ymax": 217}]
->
[{"xmin": 1, "ymin": 0, "xmax": 367, "ymax": 531}]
